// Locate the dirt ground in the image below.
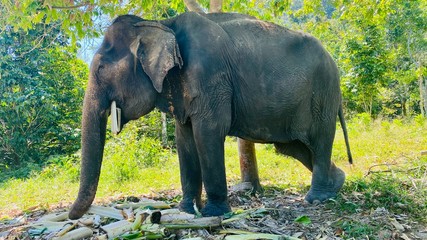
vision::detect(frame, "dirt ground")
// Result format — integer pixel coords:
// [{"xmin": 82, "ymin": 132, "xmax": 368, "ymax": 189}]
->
[{"xmin": 1, "ymin": 188, "xmax": 426, "ymax": 240}]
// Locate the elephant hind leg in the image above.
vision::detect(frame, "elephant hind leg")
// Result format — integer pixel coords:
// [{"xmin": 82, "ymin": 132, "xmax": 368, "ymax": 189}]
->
[
  {"xmin": 274, "ymin": 140, "xmax": 313, "ymax": 171},
  {"xmin": 305, "ymin": 122, "xmax": 345, "ymax": 203}
]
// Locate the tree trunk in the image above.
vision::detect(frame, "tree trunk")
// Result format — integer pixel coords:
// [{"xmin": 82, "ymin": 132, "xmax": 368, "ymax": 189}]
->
[
  {"xmin": 183, "ymin": 0, "xmax": 205, "ymax": 13},
  {"xmin": 210, "ymin": 0, "xmax": 223, "ymax": 13},
  {"xmin": 423, "ymin": 77, "xmax": 427, "ymax": 116},
  {"xmin": 419, "ymin": 65, "xmax": 427, "ymax": 117}
]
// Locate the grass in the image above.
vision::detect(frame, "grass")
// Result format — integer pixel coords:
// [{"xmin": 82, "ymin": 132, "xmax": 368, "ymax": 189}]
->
[{"xmin": 1, "ymin": 116, "xmax": 426, "ymax": 235}]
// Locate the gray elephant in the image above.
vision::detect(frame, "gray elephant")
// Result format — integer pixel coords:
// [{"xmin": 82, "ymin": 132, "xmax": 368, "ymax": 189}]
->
[{"xmin": 68, "ymin": 12, "xmax": 353, "ymax": 219}]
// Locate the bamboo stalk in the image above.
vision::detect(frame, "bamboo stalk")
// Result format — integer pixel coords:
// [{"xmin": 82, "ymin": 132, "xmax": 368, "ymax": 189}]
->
[
  {"xmin": 88, "ymin": 205, "xmax": 124, "ymax": 220},
  {"xmin": 30, "ymin": 221, "xmax": 77, "ymax": 233},
  {"xmin": 51, "ymin": 227, "xmax": 93, "ymax": 240},
  {"xmin": 56, "ymin": 222, "xmax": 77, "ymax": 237},
  {"xmin": 220, "ymin": 229, "xmax": 301, "ymax": 240},
  {"xmin": 160, "ymin": 212, "xmax": 195, "ymax": 223},
  {"xmin": 162, "ymin": 216, "xmax": 221, "ymax": 229},
  {"xmin": 36, "ymin": 212, "xmax": 69, "ymax": 222},
  {"xmin": 77, "ymin": 216, "xmax": 94, "ymax": 226},
  {"xmin": 115, "ymin": 201, "xmax": 171, "ymax": 210},
  {"xmin": 101, "ymin": 220, "xmax": 133, "ymax": 239},
  {"xmin": 160, "ymin": 209, "xmax": 181, "ymax": 215},
  {"xmin": 224, "ymin": 233, "xmax": 299, "ymax": 240},
  {"xmin": 132, "ymin": 212, "xmax": 148, "ymax": 230}
]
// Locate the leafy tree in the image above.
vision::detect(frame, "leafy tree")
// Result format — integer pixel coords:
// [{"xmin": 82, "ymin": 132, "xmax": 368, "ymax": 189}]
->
[
  {"xmin": 385, "ymin": 0, "xmax": 427, "ymax": 116},
  {"xmin": 0, "ymin": 23, "xmax": 88, "ymax": 172}
]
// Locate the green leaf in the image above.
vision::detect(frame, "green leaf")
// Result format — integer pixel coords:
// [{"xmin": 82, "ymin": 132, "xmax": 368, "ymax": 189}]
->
[
  {"xmin": 118, "ymin": 231, "xmax": 143, "ymax": 239},
  {"xmin": 294, "ymin": 215, "xmax": 311, "ymax": 225}
]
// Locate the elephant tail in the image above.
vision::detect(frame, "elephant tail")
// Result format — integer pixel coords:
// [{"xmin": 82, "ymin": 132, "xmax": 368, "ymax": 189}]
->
[{"xmin": 339, "ymin": 104, "xmax": 353, "ymax": 165}]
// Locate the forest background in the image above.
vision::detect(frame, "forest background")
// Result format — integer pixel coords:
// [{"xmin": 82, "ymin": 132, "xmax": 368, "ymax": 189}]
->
[{"xmin": 0, "ymin": 1, "xmax": 426, "ymax": 234}]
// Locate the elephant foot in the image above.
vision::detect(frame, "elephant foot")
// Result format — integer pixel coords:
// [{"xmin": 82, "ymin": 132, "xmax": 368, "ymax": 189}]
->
[
  {"xmin": 305, "ymin": 166, "xmax": 345, "ymax": 203},
  {"xmin": 178, "ymin": 198, "xmax": 202, "ymax": 215},
  {"xmin": 201, "ymin": 200, "xmax": 231, "ymax": 217},
  {"xmin": 229, "ymin": 181, "xmax": 263, "ymax": 195}
]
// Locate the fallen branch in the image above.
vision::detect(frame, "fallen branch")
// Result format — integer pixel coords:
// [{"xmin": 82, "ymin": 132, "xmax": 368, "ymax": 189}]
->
[{"xmin": 364, "ymin": 163, "xmax": 427, "ymax": 177}]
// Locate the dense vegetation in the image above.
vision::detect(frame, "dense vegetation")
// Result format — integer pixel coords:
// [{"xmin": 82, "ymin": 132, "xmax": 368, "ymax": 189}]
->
[{"xmin": 0, "ymin": 24, "xmax": 88, "ymax": 174}]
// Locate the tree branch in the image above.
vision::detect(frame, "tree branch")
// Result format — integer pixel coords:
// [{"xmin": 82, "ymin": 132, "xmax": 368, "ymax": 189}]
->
[
  {"xmin": 183, "ymin": 0, "xmax": 205, "ymax": 13},
  {"xmin": 51, "ymin": 2, "xmax": 93, "ymax": 9}
]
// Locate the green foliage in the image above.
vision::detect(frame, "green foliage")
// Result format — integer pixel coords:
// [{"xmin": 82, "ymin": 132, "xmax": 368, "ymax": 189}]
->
[
  {"xmin": 122, "ymin": 110, "xmax": 176, "ymax": 149},
  {"xmin": 40, "ymin": 154, "xmax": 81, "ymax": 183},
  {"xmin": 103, "ymin": 117, "xmax": 171, "ymax": 184},
  {"xmin": 349, "ymin": 112, "xmax": 372, "ymax": 130},
  {"xmin": 0, "ymin": 0, "xmax": 185, "ymax": 44},
  {"xmin": 2, "ymin": 0, "xmax": 426, "ymax": 118},
  {"xmin": 336, "ymin": 220, "xmax": 378, "ymax": 239},
  {"xmin": 0, "ymin": 23, "xmax": 88, "ymax": 172},
  {"xmin": 285, "ymin": 0, "xmax": 427, "ymax": 118}
]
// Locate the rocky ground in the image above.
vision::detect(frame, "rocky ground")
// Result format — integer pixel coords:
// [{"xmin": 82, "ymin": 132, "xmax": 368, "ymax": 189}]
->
[{"xmin": 1, "ymin": 187, "xmax": 426, "ymax": 240}]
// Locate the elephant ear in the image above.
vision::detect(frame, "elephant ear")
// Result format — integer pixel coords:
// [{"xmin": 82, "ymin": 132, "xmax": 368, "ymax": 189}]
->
[{"xmin": 131, "ymin": 21, "xmax": 183, "ymax": 93}]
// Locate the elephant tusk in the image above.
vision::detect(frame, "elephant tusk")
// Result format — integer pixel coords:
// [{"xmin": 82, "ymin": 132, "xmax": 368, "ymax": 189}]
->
[{"xmin": 111, "ymin": 101, "xmax": 121, "ymax": 134}]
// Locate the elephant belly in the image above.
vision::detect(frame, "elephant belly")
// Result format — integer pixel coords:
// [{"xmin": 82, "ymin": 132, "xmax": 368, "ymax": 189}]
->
[
  {"xmin": 228, "ymin": 127, "xmax": 293, "ymax": 144},
  {"xmin": 228, "ymin": 107, "xmax": 311, "ymax": 144}
]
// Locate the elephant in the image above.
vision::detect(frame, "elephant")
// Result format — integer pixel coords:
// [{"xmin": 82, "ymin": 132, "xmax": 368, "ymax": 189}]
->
[{"xmin": 68, "ymin": 12, "xmax": 353, "ymax": 219}]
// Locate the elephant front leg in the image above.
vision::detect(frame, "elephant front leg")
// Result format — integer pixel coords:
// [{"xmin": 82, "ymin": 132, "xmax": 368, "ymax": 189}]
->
[
  {"xmin": 192, "ymin": 122, "xmax": 231, "ymax": 216},
  {"xmin": 175, "ymin": 121, "xmax": 203, "ymax": 214}
]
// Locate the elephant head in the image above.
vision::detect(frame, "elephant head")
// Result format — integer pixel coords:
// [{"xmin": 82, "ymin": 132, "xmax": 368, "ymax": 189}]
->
[{"xmin": 69, "ymin": 15, "xmax": 182, "ymax": 219}]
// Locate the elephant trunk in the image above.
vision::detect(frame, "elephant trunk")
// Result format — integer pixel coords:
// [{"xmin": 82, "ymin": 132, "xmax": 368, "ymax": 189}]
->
[{"xmin": 69, "ymin": 82, "xmax": 109, "ymax": 220}]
